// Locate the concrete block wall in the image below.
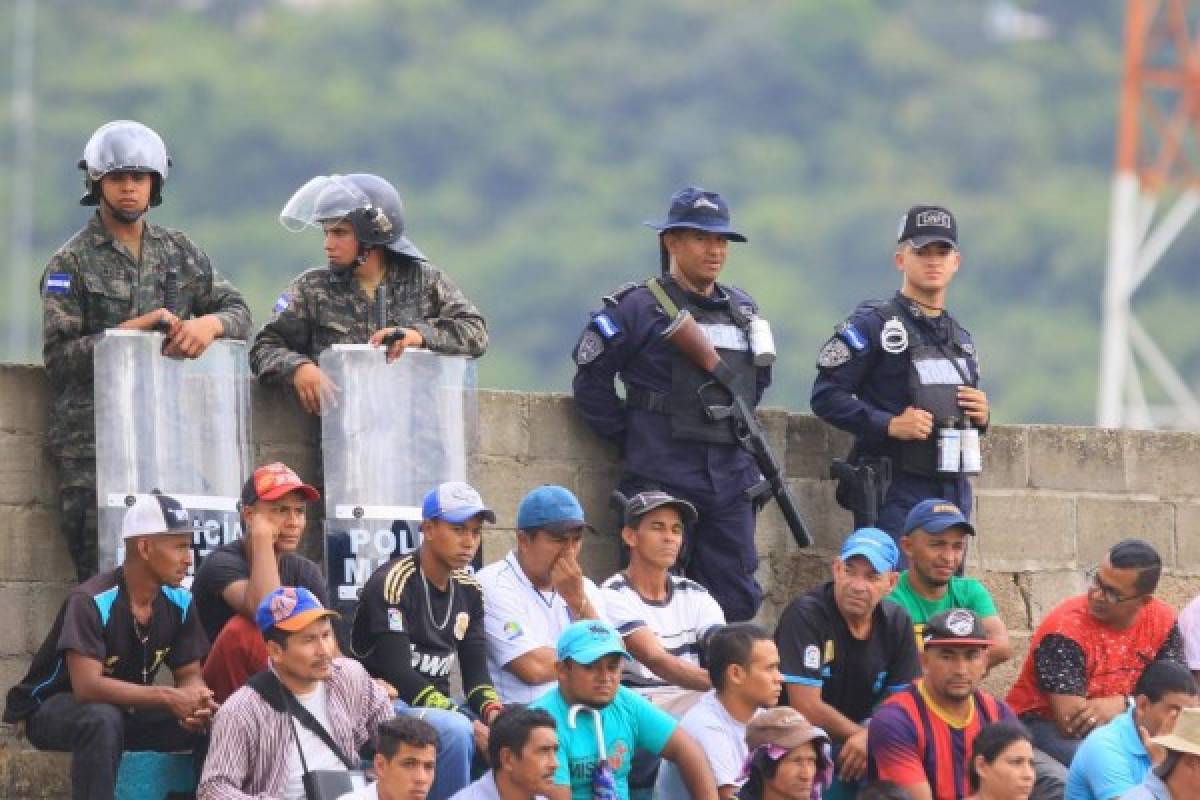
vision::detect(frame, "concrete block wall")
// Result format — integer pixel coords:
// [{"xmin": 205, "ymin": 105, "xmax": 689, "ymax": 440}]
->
[{"xmin": 4, "ymin": 368, "xmax": 1200, "ymax": 793}]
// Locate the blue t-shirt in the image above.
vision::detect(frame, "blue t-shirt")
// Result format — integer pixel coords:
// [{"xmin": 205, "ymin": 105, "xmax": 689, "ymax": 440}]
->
[
  {"xmin": 531, "ymin": 685, "xmax": 677, "ymax": 800},
  {"xmin": 1065, "ymin": 707, "xmax": 1150, "ymax": 800}
]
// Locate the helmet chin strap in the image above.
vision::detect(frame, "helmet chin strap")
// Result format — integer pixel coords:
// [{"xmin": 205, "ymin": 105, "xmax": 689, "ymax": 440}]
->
[
  {"xmin": 328, "ymin": 244, "xmax": 371, "ymax": 275},
  {"xmin": 101, "ymin": 196, "xmax": 146, "ymax": 225}
]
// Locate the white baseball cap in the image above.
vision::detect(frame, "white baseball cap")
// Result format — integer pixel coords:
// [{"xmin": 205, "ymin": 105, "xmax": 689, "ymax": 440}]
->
[{"xmin": 121, "ymin": 493, "xmax": 205, "ymax": 539}]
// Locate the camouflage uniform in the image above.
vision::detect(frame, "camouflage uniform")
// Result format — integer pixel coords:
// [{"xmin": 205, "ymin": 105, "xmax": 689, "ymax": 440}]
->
[
  {"xmin": 249, "ymin": 254, "xmax": 488, "ymax": 383},
  {"xmin": 41, "ymin": 211, "xmax": 252, "ymax": 579}
]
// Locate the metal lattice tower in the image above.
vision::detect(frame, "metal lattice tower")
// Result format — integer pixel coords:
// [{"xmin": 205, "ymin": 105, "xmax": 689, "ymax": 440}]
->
[{"xmin": 1098, "ymin": 0, "xmax": 1200, "ymax": 429}]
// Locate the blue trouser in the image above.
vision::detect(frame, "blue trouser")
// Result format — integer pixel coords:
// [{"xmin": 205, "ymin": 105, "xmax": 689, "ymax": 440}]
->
[
  {"xmin": 620, "ymin": 474, "xmax": 762, "ymax": 622},
  {"xmin": 394, "ymin": 699, "xmax": 475, "ymax": 799},
  {"xmin": 876, "ymin": 473, "xmax": 973, "ymax": 567}
]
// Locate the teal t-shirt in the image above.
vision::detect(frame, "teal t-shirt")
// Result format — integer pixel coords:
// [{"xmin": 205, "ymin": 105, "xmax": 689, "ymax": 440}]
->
[
  {"xmin": 531, "ymin": 685, "xmax": 677, "ymax": 800},
  {"xmin": 886, "ymin": 572, "xmax": 997, "ymax": 645}
]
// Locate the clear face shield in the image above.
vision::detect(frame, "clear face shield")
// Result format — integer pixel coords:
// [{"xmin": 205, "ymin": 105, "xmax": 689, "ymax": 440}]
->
[{"xmin": 279, "ymin": 175, "xmax": 372, "ymax": 233}]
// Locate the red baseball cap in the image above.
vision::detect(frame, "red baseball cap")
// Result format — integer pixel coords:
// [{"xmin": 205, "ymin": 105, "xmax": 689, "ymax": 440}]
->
[{"xmin": 240, "ymin": 462, "xmax": 320, "ymax": 506}]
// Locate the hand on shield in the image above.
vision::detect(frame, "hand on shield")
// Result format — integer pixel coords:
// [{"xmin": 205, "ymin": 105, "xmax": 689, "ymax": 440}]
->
[
  {"xmin": 368, "ymin": 326, "xmax": 425, "ymax": 363},
  {"xmin": 292, "ymin": 363, "xmax": 341, "ymax": 415},
  {"xmin": 164, "ymin": 316, "xmax": 223, "ymax": 360}
]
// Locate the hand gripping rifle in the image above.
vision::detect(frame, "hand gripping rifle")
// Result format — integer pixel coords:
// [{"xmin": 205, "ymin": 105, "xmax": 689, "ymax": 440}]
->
[{"xmin": 656, "ymin": 303, "xmax": 813, "ymax": 549}]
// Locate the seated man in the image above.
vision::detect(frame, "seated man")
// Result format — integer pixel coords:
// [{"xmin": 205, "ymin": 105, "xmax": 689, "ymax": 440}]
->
[
  {"xmin": 199, "ymin": 587, "xmax": 392, "ymax": 798},
  {"xmin": 477, "ymin": 485, "xmax": 606, "ymax": 704},
  {"xmin": 451, "ymin": 706, "xmax": 560, "ymax": 800},
  {"xmin": 867, "ymin": 609, "xmax": 1066, "ymax": 800},
  {"xmin": 193, "ymin": 462, "xmax": 324, "ymax": 701},
  {"xmin": 1066, "ymin": 660, "xmax": 1198, "ymax": 800},
  {"xmin": 352, "ymin": 482, "xmax": 503, "ymax": 799},
  {"xmin": 3, "ymin": 493, "xmax": 217, "ymax": 800},
  {"xmin": 775, "ymin": 528, "xmax": 920, "ymax": 797},
  {"xmin": 736, "ymin": 706, "xmax": 834, "ymax": 800},
  {"xmin": 601, "ymin": 491, "xmax": 724, "ymax": 714},
  {"xmin": 656, "ymin": 623, "xmax": 782, "ymax": 799},
  {"xmin": 1007, "ymin": 539, "xmax": 1185, "ymax": 767},
  {"xmin": 1124, "ymin": 706, "xmax": 1200, "ymax": 799},
  {"xmin": 339, "ymin": 716, "xmax": 439, "ymax": 800},
  {"xmin": 887, "ymin": 499, "xmax": 1012, "ymax": 669},
  {"xmin": 530, "ymin": 620, "xmax": 718, "ymax": 799}
]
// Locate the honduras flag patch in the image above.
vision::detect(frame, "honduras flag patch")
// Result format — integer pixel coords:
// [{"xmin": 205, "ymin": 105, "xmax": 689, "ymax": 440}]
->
[
  {"xmin": 272, "ymin": 293, "xmax": 290, "ymax": 314},
  {"xmin": 44, "ymin": 273, "xmax": 71, "ymax": 295},
  {"xmin": 593, "ymin": 313, "xmax": 620, "ymax": 340}
]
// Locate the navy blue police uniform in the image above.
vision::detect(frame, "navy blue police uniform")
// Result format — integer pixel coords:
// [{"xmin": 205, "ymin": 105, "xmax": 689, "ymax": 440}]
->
[
  {"xmin": 810, "ymin": 206, "xmax": 983, "ymax": 544},
  {"xmin": 571, "ymin": 187, "xmax": 771, "ymax": 622}
]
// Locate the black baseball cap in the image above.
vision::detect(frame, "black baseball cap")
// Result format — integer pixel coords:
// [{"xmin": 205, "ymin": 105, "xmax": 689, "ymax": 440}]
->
[
  {"xmin": 923, "ymin": 609, "xmax": 992, "ymax": 648},
  {"xmin": 624, "ymin": 491, "xmax": 698, "ymax": 527},
  {"xmin": 897, "ymin": 204, "xmax": 957, "ymax": 249}
]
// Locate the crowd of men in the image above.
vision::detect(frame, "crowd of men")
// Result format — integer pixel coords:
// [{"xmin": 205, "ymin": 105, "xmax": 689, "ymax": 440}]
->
[{"xmin": 6, "ymin": 118, "xmax": 1200, "ymax": 800}]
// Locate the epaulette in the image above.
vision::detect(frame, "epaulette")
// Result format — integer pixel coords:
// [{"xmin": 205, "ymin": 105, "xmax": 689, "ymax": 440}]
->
[
  {"xmin": 602, "ymin": 281, "xmax": 643, "ymax": 307},
  {"xmin": 383, "ymin": 557, "xmax": 417, "ymax": 605}
]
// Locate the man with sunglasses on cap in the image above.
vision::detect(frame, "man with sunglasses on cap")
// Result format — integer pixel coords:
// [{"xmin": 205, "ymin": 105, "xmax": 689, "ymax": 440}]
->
[
  {"xmin": 775, "ymin": 528, "xmax": 920, "ymax": 798},
  {"xmin": 811, "ymin": 205, "xmax": 987, "ymax": 550},
  {"xmin": 4, "ymin": 493, "xmax": 217, "ymax": 800},
  {"xmin": 199, "ymin": 586, "xmax": 392, "ymax": 799},
  {"xmin": 352, "ymin": 481, "xmax": 504, "ymax": 798},
  {"xmin": 477, "ymin": 484, "xmax": 608, "ymax": 705},
  {"xmin": 530, "ymin": 619, "xmax": 717, "ymax": 799},
  {"xmin": 571, "ymin": 186, "xmax": 773, "ymax": 623},
  {"xmin": 192, "ymin": 462, "xmax": 327, "ymax": 701},
  {"xmin": 251, "ymin": 173, "xmax": 487, "ymax": 414},
  {"xmin": 1008, "ymin": 539, "xmax": 1185, "ymax": 768},
  {"xmin": 887, "ymin": 499, "xmax": 1012, "ymax": 670}
]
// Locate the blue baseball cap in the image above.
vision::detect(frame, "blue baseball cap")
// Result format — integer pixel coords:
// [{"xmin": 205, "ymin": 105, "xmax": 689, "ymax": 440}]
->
[
  {"xmin": 256, "ymin": 586, "xmax": 339, "ymax": 633},
  {"xmin": 422, "ymin": 481, "xmax": 496, "ymax": 525},
  {"xmin": 557, "ymin": 620, "xmax": 632, "ymax": 665},
  {"xmin": 839, "ymin": 527, "xmax": 900, "ymax": 574},
  {"xmin": 903, "ymin": 498, "xmax": 976, "ymax": 537},
  {"xmin": 516, "ymin": 485, "xmax": 593, "ymax": 534},
  {"xmin": 644, "ymin": 186, "xmax": 747, "ymax": 242}
]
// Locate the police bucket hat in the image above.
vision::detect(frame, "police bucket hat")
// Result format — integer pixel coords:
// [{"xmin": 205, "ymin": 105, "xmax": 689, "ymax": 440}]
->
[{"xmin": 644, "ymin": 186, "xmax": 747, "ymax": 242}]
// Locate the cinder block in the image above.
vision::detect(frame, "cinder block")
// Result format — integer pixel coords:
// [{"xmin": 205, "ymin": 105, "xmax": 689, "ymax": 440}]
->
[
  {"xmin": 785, "ymin": 415, "xmax": 852, "ymax": 482},
  {"xmin": 981, "ymin": 630, "xmax": 1029, "ymax": 699},
  {"xmin": 977, "ymin": 425, "xmax": 1029, "ymax": 490},
  {"xmin": 759, "ymin": 550, "xmax": 830, "ymax": 629},
  {"xmin": 0, "ymin": 367, "xmax": 50, "ymax": 434},
  {"xmin": 974, "ymin": 491, "xmax": 1076, "ymax": 571},
  {"xmin": 481, "ymin": 529, "xmax": 517, "ymax": 567},
  {"xmin": 1125, "ymin": 429, "xmax": 1200, "ymax": 498},
  {"xmin": 0, "ymin": 586, "xmax": 28, "ymax": 656},
  {"xmin": 0, "ymin": 435, "xmax": 53, "ymax": 506},
  {"xmin": 0, "ymin": 739, "xmax": 72, "ymax": 799},
  {"xmin": 1075, "ymin": 496, "xmax": 1174, "ymax": 568},
  {"xmin": 975, "ymin": 570, "xmax": 1030, "ymax": 631},
  {"xmin": 26, "ymin": 584, "xmax": 72, "ymax": 653},
  {"xmin": 1154, "ymin": 574, "xmax": 1200, "ymax": 611},
  {"xmin": 250, "ymin": 385, "xmax": 317, "ymax": 444},
  {"xmin": 572, "ymin": 465, "xmax": 623, "ymax": 541},
  {"xmin": 1175, "ymin": 502, "xmax": 1200, "ymax": 575},
  {"xmin": 1028, "ymin": 425, "xmax": 1126, "ymax": 493},
  {"xmin": 527, "ymin": 394, "xmax": 616, "ymax": 464},
  {"xmin": 0, "ymin": 506, "xmax": 75, "ymax": 583},
  {"xmin": 786, "ymin": 478, "xmax": 853, "ymax": 556},
  {"xmin": 1019, "ymin": 570, "xmax": 1086, "ymax": 627},
  {"xmin": 476, "ymin": 391, "xmax": 529, "ymax": 458}
]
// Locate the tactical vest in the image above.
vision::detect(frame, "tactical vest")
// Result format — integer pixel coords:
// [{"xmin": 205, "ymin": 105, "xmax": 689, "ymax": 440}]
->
[
  {"xmin": 874, "ymin": 299, "xmax": 976, "ymax": 478},
  {"xmin": 627, "ymin": 277, "xmax": 759, "ymax": 445}
]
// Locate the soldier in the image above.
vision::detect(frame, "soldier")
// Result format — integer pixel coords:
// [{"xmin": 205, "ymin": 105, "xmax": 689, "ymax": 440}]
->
[
  {"xmin": 41, "ymin": 120, "xmax": 252, "ymax": 581},
  {"xmin": 571, "ymin": 186, "xmax": 773, "ymax": 622},
  {"xmin": 811, "ymin": 204, "xmax": 988, "ymax": 547},
  {"xmin": 249, "ymin": 173, "xmax": 488, "ymax": 413}
]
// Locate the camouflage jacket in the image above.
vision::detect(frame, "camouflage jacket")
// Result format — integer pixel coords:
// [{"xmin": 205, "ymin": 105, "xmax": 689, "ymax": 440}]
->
[
  {"xmin": 41, "ymin": 212, "xmax": 252, "ymax": 459},
  {"xmin": 249, "ymin": 255, "xmax": 488, "ymax": 385}
]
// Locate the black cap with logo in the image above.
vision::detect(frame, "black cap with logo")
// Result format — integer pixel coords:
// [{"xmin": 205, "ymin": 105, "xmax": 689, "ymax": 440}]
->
[{"xmin": 896, "ymin": 204, "xmax": 957, "ymax": 249}]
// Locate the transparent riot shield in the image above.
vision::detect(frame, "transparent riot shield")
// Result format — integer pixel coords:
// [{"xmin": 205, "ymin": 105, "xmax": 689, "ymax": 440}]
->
[
  {"xmin": 319, "ymin": 346, "xmax": 476, "ymax": 617},
  {"xmin": 94, "ymin": 332, "xmax": 252, "ymax": 580}
]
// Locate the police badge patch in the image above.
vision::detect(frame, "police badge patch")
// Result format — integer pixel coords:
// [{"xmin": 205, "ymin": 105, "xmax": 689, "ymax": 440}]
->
[
  {"xmin": 574, "ymin": 330, "xmax": 604, "ymax": 365},
  {"xmin": 817, "ymin": 335, "xmax": 852, "ymax": 368}
]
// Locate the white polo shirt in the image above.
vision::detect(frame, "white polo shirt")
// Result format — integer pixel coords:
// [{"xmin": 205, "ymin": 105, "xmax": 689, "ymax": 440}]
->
[{"xmin": 476, "ymin": 550, "xmax": 607, "ymax": 704}]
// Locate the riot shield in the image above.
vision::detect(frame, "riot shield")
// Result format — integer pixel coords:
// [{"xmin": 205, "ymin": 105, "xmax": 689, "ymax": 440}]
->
[
  {"xmin": 319, "ymin": 345, "xmax": 476, "ymax": 617},
  {"xmin": 94, "ymin": 332, "xmax": 252, "ymax": 579}
]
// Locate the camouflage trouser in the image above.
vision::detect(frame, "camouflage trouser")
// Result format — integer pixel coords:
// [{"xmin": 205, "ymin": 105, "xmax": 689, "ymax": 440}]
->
[{"xmin": 56, "ymin": 457, "xmax": 98, "ymax": 582}]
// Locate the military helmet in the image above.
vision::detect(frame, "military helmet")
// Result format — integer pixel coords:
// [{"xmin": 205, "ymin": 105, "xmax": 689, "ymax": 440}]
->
[
  {"xmin": 78, "ymin": 120, "xmax": 171, "ymax": 207},
  {"xmin": 279, "ymin": 173, "xmax": 423, "ymax": 259}
]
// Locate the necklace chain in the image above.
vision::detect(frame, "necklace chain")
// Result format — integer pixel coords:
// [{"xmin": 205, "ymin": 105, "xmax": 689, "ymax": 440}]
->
[{"xmin": 420, "ymin": 567, "xmax": 455, "ymax": 631}]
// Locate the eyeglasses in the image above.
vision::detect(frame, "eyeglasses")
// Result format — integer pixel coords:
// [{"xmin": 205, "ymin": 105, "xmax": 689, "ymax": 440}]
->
[{"xmin": 1086, "ymin": 567, "xmax": 1145, "ymax": 604}]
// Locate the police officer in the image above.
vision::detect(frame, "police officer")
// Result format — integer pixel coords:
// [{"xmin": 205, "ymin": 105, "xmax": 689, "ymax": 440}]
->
[
  {"xmin": 571, "ymin": 186, "xmax": 772, "ymax": 622},
  {"xmin": 41, "ymin": 120, "xmax": 252, "ymax": 581},
  {"xmin": 250, "ymin": 173, "xmax": 488, "ymax": 413},
  {"xmin": 811, "ymin": 204, "xmax": 988, "ymax": 547}
]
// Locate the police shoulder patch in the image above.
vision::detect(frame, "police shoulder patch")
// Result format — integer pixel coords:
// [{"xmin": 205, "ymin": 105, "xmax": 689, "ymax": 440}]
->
[
  {"xmin": 816, "ymin": 335, "xmax": 852, "ymax": 369},
  {"xmin": 574, "ymin": 329, "xmax": 605, "ymax": 365},
  {"xmin": 836, "ymin": 321, "xmax": 868, "ymax": 352}
]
